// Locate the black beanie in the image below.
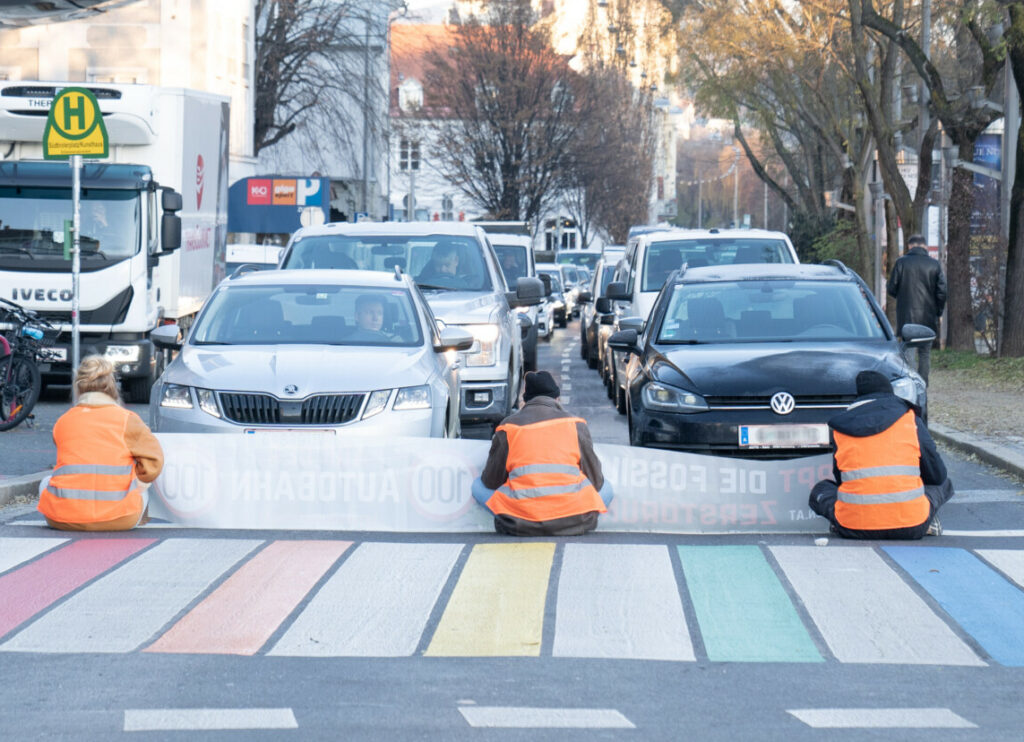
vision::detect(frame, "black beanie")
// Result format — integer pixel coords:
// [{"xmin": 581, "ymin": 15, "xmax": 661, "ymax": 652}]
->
[
  {"xmin": 524, "ymin": 370, "xmax": 560, "ymax": 401},
  {"xmin": 856, "ymin": 370, "xmax": 893, "ymax": 396}
]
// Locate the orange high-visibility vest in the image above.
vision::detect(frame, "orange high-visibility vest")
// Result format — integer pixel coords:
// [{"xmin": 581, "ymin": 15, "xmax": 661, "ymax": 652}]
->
[
  {"xmin": 38, "ymin": 404, "xmax": 144, "ymax": 526},
  {"xmin": 486, "ymin": 416, "xmax": 606, "ymax": 522},
  {"xmin": 833, "ymin": 409, "xmax": 930, "ymax": 530}
]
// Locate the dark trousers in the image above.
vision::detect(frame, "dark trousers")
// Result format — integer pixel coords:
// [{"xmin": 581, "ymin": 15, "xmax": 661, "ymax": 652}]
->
[{"xmin": 809, "ymin": 478, "xmax": 954, "ymax": 540}]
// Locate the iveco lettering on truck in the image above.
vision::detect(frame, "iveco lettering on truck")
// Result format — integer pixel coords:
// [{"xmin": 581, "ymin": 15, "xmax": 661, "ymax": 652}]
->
[{"xmin": 0, "ymin": 82, "xmax": 229, "ymax": 401}]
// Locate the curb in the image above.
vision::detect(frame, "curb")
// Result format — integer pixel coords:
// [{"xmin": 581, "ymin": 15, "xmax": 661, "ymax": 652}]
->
[
  {"xmin": 929, "ymin": 423, "xmax": 1024, "ymax": 481},
  {"xmin": 0, "ymin": 470, "xmax": 48, "ymax": 508}
]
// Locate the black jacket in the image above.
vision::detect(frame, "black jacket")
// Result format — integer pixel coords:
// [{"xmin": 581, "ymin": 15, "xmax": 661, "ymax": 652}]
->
[
  {"xmin": 887, "ymin": 246, "xmax": 947, "ymax": 333},
  {"xmin": 828, "ymin": 393, "xmax": 947, "ymax": 486}
]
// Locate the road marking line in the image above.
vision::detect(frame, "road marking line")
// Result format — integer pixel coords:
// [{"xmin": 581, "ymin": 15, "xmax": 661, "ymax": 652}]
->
[
  {"xmin": 976, "ymin": 549, "xmax": 1024, "ymax": 588},
  {"xmin": 554, "ymin": 544, "xmax": 694, "ymax": 660},
  {"xmin": 770, "ymin": 546, "xmax": 984, "ymax": 665},
  {"xmin": 147, "ymin": 540, "xmax": 350, "ymax": 655},
  {"xmin": 270, "ymin": 542, "xmax": 461, "ymax": 657},
  {"xmin": 0, "ymin": 537, "xmax": 67, "ymax": 575},
  {"xmin": 123, "ymin": 708, "xmax": 297, "ymax": 731},
  {"xmin": 886, "ymin": 546, "xmax": 1024, "ymax": 666},
  {"xmin": 787, "ymin": 708, "xmax": 976, "ymax": 728},
  {"xmin": 561, "ymin": 395, "xmax": 571, "ymax": 404},
  {"xmin": 0, "ymin": 538, "xmax": 153, "ymax": 641},
  {"xmin": 0, "ymin": 539, "xmax": 260, "ymax": 653},
  {"xmin": 459, "ymin": 706, "xmax": 635, "ymax": 729},
  {"xmin": 944, "ymin": 530, "xmax": 1024, "ymax": 537},
  {"xmin": 679, "ymin": 545, "xmax": 821, "ymax": 663},
  {"xmin": 426, "ymin": 542, "xmax": 553, "ymax": 656},
  {"xmin": 562, "ymin": 383, "xmax": 573, "ymax": 391}
]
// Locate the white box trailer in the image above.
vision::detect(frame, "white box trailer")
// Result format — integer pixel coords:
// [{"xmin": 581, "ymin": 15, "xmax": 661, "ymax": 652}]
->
[{"xmin": 0, "ymin": 82, "xmax": 229, "ymax": 401}]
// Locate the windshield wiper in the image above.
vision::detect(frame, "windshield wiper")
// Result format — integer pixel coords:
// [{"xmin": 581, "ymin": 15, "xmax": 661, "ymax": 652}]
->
[
  {"xmin": 415, "ymin": 282, "xmax": 457, "ymax": 291},
  {"xmin": 81, "ymin": 248, "xmax": 109, "ymax": 259},
  {"xmin": 0, "ymin": 246, "xmax": 34, "ymax": 258}
]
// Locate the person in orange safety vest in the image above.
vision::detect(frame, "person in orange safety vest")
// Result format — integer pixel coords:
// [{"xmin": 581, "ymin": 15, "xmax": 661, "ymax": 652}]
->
[
  {"xmin": 472, "ymin": 370, "xmax": 613, "ymax": 536},
  {"xmin": 809, "ymin": 370, "xmax": 953, "ymax": 539},
  {"xmin": 37, "ymin": 355, "xmax": 163, "ymax": 531}
]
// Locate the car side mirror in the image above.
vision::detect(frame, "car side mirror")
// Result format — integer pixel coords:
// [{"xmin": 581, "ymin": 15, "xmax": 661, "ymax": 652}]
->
[
  {"xmin": 577, "ymin": 290, "xmax": 592, "ymax": 304},
  {"xmin": 151, "ymin": 323, "xmax": 182, "ymax": 350},
  {"xmin": 595, "ymin": 297, "xmax": 613, "ymax": 314},
  {"xmin": 508, "ymin": 276, "xmax": 544, "ymax": 307},
  {"xmin": 435, "ymin": 326, "xmax": 474, "ymax": 352},
  {"xmin": 618, "ymin": 316, "xmax": 644, "ymax": 333},
  {"xmin": 538, "ymin": 273, "xmax": 552, "ymax": 296},
  {"xmin": 608, "ymin": 329, "xmax": 640, "ymax": 354},
  {"xmin": 900, "ymin": 323, "xmax": 936, "ymax": 346},
  {"xmin": 605, "ymin": 281, "xmax": 629, "ymax": 300}
]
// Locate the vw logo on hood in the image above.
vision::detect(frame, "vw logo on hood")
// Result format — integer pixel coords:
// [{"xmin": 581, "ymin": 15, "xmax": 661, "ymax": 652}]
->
[
  {"xmin": 283, "ymin": 384, "xmax": 299, "ymax": 396},
  {"xmin": 770, "ymin": 391, "xmax": 796, "ymax": 415}
]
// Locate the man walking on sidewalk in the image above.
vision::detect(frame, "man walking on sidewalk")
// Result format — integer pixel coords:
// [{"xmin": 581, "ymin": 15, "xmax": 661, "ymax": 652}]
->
[
  {"xmin": 809, "ymin": 370, "xmax": 954, "ymax": 539},
  {"xmin": 887, "ymin": 233, "xmax": 946, "ymax": 383},
  {"xmin": 471, "ymin": 370, "xmax": 613, "ymax": 536}
]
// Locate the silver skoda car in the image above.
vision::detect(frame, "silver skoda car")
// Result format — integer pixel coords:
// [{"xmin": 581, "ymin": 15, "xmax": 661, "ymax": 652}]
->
[{"xmin": 148, "ymin": 269, "xmax": 473, "ymax": 436}]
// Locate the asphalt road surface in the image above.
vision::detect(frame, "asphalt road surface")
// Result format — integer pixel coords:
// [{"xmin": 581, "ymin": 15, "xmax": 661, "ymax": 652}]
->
[{"xmin": 1, "ymin": 320, "xmax": 1023, "ymax": 740}]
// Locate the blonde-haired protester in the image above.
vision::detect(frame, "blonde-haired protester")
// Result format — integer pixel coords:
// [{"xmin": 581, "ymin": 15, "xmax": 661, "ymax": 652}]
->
[{"xmin": 37, "ymin": 356, "xmax": 163, "ymax": 531}]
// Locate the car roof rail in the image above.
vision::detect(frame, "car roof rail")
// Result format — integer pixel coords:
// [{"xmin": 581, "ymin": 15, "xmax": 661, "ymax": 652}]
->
[
  {"xmin": 229, "ymin": 264, "xmax": 264, "ymax": 279},
  {"xmin": 822, "ymin": 259, "xmax": 853, "ymax": 276}
]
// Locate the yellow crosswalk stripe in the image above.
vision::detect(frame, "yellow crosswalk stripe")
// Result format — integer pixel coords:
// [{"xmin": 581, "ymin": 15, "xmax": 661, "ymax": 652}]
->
[{"xmin": 425, "ymin": 542, "xmax": 555, "ymax": 657}]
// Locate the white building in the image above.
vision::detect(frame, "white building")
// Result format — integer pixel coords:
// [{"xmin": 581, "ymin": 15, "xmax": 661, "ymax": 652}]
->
[{"xmin": 0, "ymin": 0, "xmax": 256, "ymax": 181}]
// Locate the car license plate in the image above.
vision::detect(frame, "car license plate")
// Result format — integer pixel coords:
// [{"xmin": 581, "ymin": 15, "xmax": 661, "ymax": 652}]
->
[
  {"xmin": 39, "ymin": 347, "xmax": 67, "ymax": 362},
  {"xmin": 244, "ymin": 429, "xmax": 336, "ymax": 435},
  {"xmin": 739, "ymin": 424, "xmax": 829, "ymax": 448}
]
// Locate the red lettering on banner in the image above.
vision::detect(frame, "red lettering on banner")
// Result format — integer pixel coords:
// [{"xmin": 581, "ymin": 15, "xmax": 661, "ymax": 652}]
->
[{"xmin": 248, "ymin": 179, "xmax": 271, "ymax": 205}]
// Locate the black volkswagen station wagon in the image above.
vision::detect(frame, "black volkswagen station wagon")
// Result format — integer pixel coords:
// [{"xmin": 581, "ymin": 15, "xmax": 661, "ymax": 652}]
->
[{"xmin": 608, "ymin": 262, "xmax": 936, "ymax": 458}]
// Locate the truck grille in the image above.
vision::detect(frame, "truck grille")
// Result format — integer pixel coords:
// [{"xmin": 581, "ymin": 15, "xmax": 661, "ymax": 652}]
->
[{"xmin": 218, "ymin": 392, "xmax": 365, "ymax": 426}]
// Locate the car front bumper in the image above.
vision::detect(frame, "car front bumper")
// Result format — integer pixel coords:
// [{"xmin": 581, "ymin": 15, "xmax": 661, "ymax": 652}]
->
[{"xmin": 459, "ymin": 379, "xmax": 510, "ymax": 425}]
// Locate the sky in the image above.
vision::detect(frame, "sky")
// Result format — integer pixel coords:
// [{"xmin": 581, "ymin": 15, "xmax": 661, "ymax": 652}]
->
[{"xmin": 399, "ymin": 0, "xmax": 451, "ymax": 24}]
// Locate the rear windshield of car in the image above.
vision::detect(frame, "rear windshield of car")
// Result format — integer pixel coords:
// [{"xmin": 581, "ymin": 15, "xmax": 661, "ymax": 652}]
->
[
  {"xmin": 556, "ymin": 251, "xmax": 602, "ymax": 270},
  {"xmin": 642, "ymin": 238, "xmax": 794, "ymax": 292},
  {"xmin": 281, "ymin": 234, "xmax": 492, "ymax": 292},
  {"xmin": 191, "ymin": 284, "xmax": 423, "ymax": 347},
  {"xmin": 494, "ymin": 243, "xmax": 528, "ymax": 286},
  {"xmin": 657, "ymin": 280, "xmax": 886, "ymax": 344}
]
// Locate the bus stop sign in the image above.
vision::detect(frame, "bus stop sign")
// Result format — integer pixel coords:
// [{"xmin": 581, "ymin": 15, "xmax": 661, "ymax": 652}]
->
[{"xmin": 42, "ymin": 87, "xmax": 109, "ymax": 160}]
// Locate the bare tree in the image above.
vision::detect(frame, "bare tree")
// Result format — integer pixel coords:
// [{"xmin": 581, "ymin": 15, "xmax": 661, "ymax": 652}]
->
[
  {"xmin": 421, "ymin": 0, "xmax": 589, "ymax": 223},
  {"xmin": 254, "ymin": 0, "xmax": 394, "ymax": 172}
]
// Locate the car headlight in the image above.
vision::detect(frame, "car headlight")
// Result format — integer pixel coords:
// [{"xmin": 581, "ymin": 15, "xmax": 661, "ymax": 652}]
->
[
  {"xmin": 461, "ymin": 324, "xmax": 500, "ymax": 366},
  {"xmin": 105, "ymin": 344, "xmax": 141, "ymax": 363},
  {"xmin": 891, "ymin": 375, "xmax": 923, "ymax": 406},
  {"xmin": 394, "ymin": 385, "xmax": 431, "ymax": 410},
  {"xmin": 196, "ymin": 388, "xmax": 221, "ymax": 418},
  {"xmin": 362, "ymin": 389, "xmax": 392, "ymax": 419},
  {"xmin": 159, "ymin": 383, "xmax": 193, "ymax": 409},
  {"xmin": 642, "ymin": 382, "xmax": 709, "ymax": 413}
]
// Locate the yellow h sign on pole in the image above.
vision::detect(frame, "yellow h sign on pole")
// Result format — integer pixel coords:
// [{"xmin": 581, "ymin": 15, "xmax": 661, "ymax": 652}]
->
[{"xmin": 42, "ymin": 87, "xmax": 108, "ymax": 160}]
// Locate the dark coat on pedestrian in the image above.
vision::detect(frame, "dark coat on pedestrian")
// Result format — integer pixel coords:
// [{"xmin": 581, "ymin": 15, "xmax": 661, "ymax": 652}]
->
[
  {"xmin": 481, "ymin": 395, "xmax": 604, "ymax": 536},
  {"xmin": 887, "ymin": 246, "xmax": 947, "ymax": 333}
]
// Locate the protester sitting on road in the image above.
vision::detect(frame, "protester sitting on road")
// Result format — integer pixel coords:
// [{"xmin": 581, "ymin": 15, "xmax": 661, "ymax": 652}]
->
[
  {"xmin": 471, "ymin": 370, "xmax": 613, "ymax": 536},
  {"xmin": 809, "ymin": 370, "xmax": 953, "ymax": 539},
  {"xmin": 37, "ymin": 356, "xmax": 163, "ymax": 531}
]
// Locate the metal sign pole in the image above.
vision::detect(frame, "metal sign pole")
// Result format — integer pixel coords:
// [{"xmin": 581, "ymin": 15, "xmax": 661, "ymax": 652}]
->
[{"xmin": 71, "ymin": 154, "xmax": 81, "ymax": 378}]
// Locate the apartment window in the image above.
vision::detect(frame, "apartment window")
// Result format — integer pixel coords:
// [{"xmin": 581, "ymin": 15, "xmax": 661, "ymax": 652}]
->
[{"xmin": 399, "ymin": 139, "xmax": 421, "ymax": 171}]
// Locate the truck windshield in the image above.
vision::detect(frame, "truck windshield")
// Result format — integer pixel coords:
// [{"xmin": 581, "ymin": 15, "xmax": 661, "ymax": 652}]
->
[{"xmin": 0, "ymin": 187, "xmax": 140, "ymax": 265}]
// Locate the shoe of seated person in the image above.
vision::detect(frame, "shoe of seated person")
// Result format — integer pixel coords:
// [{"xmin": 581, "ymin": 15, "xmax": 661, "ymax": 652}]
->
[{"xmin": 926, "ymin": 516, "xmax": 942, "ymax": 537}]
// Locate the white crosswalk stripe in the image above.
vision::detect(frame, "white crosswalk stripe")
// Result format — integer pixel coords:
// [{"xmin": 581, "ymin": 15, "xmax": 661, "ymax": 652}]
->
[{"xmin": 0, "ymin": 537, "xmax": 67, "ymax": 575}]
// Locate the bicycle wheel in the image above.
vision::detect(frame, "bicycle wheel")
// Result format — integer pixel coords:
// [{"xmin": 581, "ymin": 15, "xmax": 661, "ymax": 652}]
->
[{"xmin": 0, "ymin": 355, "xmax": 41, "ymax": 431}]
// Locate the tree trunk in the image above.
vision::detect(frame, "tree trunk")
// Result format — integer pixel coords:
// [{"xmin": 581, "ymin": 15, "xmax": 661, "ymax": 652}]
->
[
  {"xmin": 946, "ymin": 137, "xmax": 977, "ymax": 351},
  {"xmin": 884, "ymin": 198, "xmax": 900, "ymax": 325},
  {"xmin": 1002, "ymin": 6, "xmax": 1024, "ymax": 357}
]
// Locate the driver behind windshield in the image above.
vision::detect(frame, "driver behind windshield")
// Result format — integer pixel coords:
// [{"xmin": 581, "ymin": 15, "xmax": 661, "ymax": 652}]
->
[
  {"xmin": 349, "ymin": 294, "xmax": 391, "ymax": 341},
  {"xmin": 417, "ymin": 243, "xmax": 461, "ymax": 286}
]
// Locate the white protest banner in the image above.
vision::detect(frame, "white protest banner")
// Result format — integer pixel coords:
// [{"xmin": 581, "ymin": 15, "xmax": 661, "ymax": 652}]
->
[{"xmin": 149, "ymin": 433, "xmax": 832, "ymax": 533}]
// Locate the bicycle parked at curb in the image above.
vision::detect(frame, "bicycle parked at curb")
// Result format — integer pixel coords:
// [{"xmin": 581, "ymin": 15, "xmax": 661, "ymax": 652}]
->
[{"xmin": 0, "ymin": 297, "xmax": 58, "ymax": 431}]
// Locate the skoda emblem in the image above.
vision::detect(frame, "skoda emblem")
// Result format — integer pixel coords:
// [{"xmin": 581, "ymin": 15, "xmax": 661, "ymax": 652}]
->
[
  {"xmin": 770, "ymin": 391, "xmax": 795, "ymax": 415},
  {"xmin": 283, "ymin": 384, "xmax": 299, "ymax": 396}
]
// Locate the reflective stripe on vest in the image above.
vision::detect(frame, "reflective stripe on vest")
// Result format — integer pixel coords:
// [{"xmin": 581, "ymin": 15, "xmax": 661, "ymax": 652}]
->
[
  {"xmin": 47, "ymin": 480, "xmax": 141, "ymax": 501},
  {"xmin": 833, "ymin": 408, "xmax": 930, "ymax": 530},
  {"xmin": 486, "ymin": 416, "xmax": 606, "ymax": 522}
]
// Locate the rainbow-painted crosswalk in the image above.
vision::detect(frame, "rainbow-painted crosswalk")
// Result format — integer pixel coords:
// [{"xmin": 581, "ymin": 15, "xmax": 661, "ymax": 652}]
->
[{"xmin": 1, "ymin": 536, "xmax": 1022, "ymax": 665}]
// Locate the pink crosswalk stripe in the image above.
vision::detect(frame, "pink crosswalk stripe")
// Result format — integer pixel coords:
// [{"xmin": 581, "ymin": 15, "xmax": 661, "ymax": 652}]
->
[
  {"xmin": 0, "ymin": 538, "xmax": 155, "ymax": 640},
  {"xmin": 145, "ymin": 540, "xmax": 351, "ymax": 655}
]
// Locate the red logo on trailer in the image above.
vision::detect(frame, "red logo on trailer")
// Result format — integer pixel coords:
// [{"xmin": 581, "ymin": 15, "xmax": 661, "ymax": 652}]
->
[{"xmin": 196, "ymin": 154, "xmax": 205, "ymax": 209}]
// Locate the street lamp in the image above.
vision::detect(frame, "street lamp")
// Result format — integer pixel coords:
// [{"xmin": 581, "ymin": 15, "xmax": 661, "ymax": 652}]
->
[{"xmin": 868, "ymin": 180, "xmax": 888, "ymax": 302}]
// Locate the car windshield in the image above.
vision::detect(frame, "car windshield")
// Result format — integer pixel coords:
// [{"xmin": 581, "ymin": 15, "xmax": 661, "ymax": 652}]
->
[
  {"xmin": 657, "ymin": 280, "xmax": 886, "ymax": 344},
  {"xmin": 598, "ymin": 264, "xmax": 616, "ymax": 293},
  {"xmin": 556, "ymin": 251, "xmax": 601, "ymax": 270},
  {"xmin": 493, "ymin": 243, "xmax": 528, "ymax": 286},
  {"xmin": 642, "ymin": 238, "xmax": 794, "ymax": 291},
  {"xmin": 0, "ymin": 187, "xmax": 140, "ymax": 265},
  {"xmin": 281, "ymin": 234, "xmax": 492, "ymax": 292},
  {"xmin": 191, "ymin": 284, "xmax": 423, "ymax": 346},
  {"xmin": 562, "ymin": 265, "xmax": 579, "ymax": 285}
]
